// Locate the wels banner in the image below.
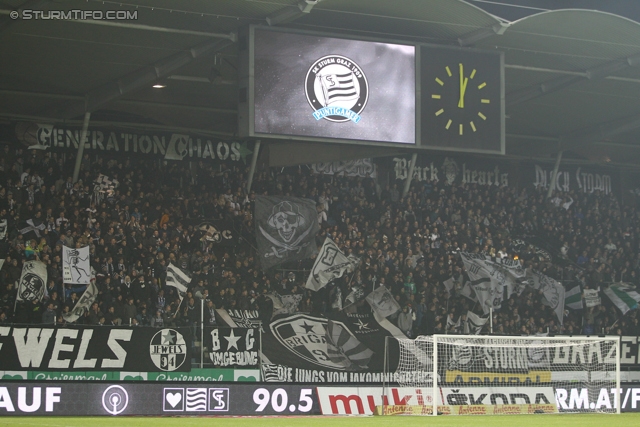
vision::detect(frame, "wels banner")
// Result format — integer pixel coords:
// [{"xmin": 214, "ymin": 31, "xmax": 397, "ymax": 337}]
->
[
  {"xmin": 205, "ymin": 328, "xmax": 260, "ymax": 368},
  {"xmin": 10, "ymin": 122, "xmax": 254, "ymax": 163},
  {"xmin": 0, "ymin": 326, "xmax": 192, "ymax": 372}
]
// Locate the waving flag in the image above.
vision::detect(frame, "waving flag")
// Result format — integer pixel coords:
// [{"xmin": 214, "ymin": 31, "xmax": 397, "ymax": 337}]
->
[
  {"xmin": 565, "ymin": 285, "xmax": 583, "ymax": 310},
  {"xmin": 464, "ymin": 311, "xmax": 488, "ymax": 335},
  {"xmin": 255, "ymin": 196, "xmax": 319, "ymax": 270},
  {"xmin": 366, "ymin": 285, "xmax": 401, "ymax": 318},
  {"xmin": 165, "ymin": 263, "xmax": 191, "ymax": 293},
  {"xmin": 318, "ymin": 72, "xmax": 359, "ymax": 106},
  {"xmin": 16, "ymin": 260, "xmax": 48, "ymax": 303},
  {"xmin": 306, "ymin": 237, "xmax": 359, "ymax": 291},
  {"xmin": 604, "ymin": 283, "xmax": 640, "ymax": 315}
]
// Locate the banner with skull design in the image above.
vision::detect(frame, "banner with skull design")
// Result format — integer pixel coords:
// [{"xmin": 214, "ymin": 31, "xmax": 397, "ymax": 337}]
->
[
  {"xmin": 62, "ymin": 245, "xmax": 91, "ymax": 284},
  {"xmin": 16, "ymin": 260, "xmax": 48, "ymax": 303},
  {"xmin": 255, "ymin": 196, "xmax": 320, "ymax": 270}
]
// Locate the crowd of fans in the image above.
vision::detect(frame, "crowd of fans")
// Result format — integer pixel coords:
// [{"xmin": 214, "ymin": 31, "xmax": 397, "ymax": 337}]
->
[{"xmin": 0, "ymin": 144, "xmax": 639, "ymax": 339}]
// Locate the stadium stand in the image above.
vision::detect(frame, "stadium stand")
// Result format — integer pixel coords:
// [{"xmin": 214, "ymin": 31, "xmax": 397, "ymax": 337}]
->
[{"xmin": 1, "ymin": 146, "xmax": 639, "ymax": 338}]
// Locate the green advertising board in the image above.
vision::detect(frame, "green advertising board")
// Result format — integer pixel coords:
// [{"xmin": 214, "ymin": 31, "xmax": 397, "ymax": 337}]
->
[{"xmin": 0, "ymin": 369, "xmax": 260, "ymax": 382}]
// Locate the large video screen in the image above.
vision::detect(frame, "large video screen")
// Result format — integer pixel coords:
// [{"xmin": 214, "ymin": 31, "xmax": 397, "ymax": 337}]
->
[{"xmin": 252, "ymin": 28, "xmax": 416, "ymax": 145}]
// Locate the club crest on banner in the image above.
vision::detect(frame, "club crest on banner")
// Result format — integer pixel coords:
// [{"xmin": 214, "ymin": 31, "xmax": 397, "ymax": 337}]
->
[
  {"xmin": 149, "ymin": 329, "xmax": 188, "ymax": 372},
  {"xmin": 305, "ymin": 55, "xmax": 369, "ymax": 123},
  {"xmin": 270, "ymin": 314, "xmax": 356, "ymax": 369},
  {"xmin": 19, "ymin": 273, "xmax": 44, "ymax": 300}
]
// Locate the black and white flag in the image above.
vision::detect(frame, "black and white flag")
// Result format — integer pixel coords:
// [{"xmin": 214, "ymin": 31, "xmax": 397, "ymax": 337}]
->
[
  {"xmin": 344, "ymin": 286, "xmax": 365, "ymax": 306},
  {"xmin": 16, "ymin": 260, "xmax": 48, "ymax": 302},
  {"xmin": 63, "ymin": 278, "xmax": 99, "ymax": 323},
  {"xmin": 255, "ymin": 196, "xmax": 320, "ymax": 270},
  {"xmin": 528, "ymin": 269, "xmax": 565, "ymax": 324},
  {"xmin": 460, "ymin": 252, "xmax": 526, "ymax": 314},
  {"xmin": 166, "ymin": 263, "xmax": 191, "ymax": 293},
  {"xmin": 94, "ymin": 174, "xmax": 119, "ymax": 192},
  {"xmin": 317, "ymin": 72, "xmax": 359, "ymax": 106},
  {"xmin": 459, "ymin": 281, "xmax": 477, "ymax": 302},
  {"xmin": 62, "ymin": 245, "xmax": 90, "ymax": 284},
  {"xmin": 365, "ymin": 285, "xmax": 401, "ymax": 318},
  {"xmin": 443, "ymin": 277, "xmax": 455, "ymax": 298},
  {"xmin": 19, "ymin": 218, "xmax": 45, "ymax": 239},
  {"xmin": 93, "ymin": 174, "xmax": 119, "ymax": 204},
  {"xmin": 0, "ymin": 219, "xmax": 7, "ymax": 240},
  {"xmin": 266, "ymin": 292, "xmax": 302, "ymax": 319},
  {"xmin": 464, "ymin": 311, "xmax": 488, "ymax": 335},
  {"xmin": 306, "ymin": 237, "xmax": 359, "ymax": 291}
]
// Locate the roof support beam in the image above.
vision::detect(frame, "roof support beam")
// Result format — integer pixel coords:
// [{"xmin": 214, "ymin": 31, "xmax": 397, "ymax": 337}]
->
[
  {"xmin": 561, "ymin": 112, "xmax": 640, "ymax": 151},
  {"xmin": 40, "ymin": 38, "xmax": 234, "ymax": 119},
  {"xmin": 458, "ymin": 22, "xmax": 509, "ymax": 47},
  {"xmin": 266, "ymin": 0, "xmax": 325, "ymax": 26},
  {"xmin": 507, "ymin": 54, "xmax": 640, "ymax": 107}
]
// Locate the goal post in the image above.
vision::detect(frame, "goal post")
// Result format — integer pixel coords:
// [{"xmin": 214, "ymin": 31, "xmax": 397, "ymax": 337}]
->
[{"xmin": 382, "ymin": 334, "xmax": 620, "ymax": 416}]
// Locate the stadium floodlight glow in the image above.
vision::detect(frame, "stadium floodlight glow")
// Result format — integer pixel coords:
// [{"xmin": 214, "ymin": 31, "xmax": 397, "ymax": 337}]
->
[{"xmin": 266, "ymin": 0, "xmax": 324, "ymax": 26}]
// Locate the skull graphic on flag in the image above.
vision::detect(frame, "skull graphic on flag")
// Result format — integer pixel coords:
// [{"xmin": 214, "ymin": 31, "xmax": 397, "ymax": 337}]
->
[{"xmin": 255, "ymin": 196, "xmax": 320, "ymax": 270}]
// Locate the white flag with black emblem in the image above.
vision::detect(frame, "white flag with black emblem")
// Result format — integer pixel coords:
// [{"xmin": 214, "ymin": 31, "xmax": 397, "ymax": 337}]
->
[
  {"xmin": 16, "ymin": 260, "xmax": 48, "ymax": 302},
  {"xmin": 62, "ymin": 245, "xmax": 90, "ymax": 284},
  {"xmin": 306, "ymin": 237, "xmax": 359, "ymax": 291},
  {"xmin": 165, "ymin": 263, "xmax": 191, "ymax": 293},
  {"xmin": 365, "ymin": 285, "xmax": 401, "ymax": 318}
]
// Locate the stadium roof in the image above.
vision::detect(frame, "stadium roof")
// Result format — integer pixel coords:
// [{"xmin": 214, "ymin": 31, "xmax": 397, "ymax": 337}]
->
[{"xmin": 2, "ymin": 0, "xmax": 640, "ymax": 168}]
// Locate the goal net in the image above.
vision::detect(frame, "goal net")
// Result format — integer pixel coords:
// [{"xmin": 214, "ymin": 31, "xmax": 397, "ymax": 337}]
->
[{"xmin": 382, "ymin": 334, "xmax": 620, "ymax": 416}]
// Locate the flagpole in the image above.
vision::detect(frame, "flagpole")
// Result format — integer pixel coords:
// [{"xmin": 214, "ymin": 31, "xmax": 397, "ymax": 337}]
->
[
  {"xmin": 174, "ymin": 294, "xmax": 185, "ymax": 316},
  {"xmin": 339, "ymin": 269, "xmax": 359, "ymax": 313},
  {"xmin": 200, "ymin": 298, "xmax": 204, "ymax": 369},
  {"xmin": 490, "ymin": 307, "xmax": 493, "ymax": 334}
]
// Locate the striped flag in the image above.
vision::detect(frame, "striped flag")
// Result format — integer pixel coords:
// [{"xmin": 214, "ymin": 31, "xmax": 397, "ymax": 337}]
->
[
  {"xmin": 318, "ymin": 72, "xmax": 359, "ymax": 106},
  {"xmin": 603, "ymin": 283, "xmax": 640, "ymax": 315},
  {"xmin": 565, "ymin": 285, "xmax": 583, "ymax": 310},
  {"xmin": 165, "ymin": 263, "xmax": 191, "ymax": 293},
  {"xmin": 325, "ymin": 319, "xmax": 373, "ymax": 369}
]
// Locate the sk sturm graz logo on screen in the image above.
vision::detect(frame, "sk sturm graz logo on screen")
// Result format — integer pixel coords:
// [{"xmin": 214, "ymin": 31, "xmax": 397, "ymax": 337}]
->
[
  {"xmin": 305, "ymin": 55, "xmax": 368, "ymax": 123},
  {"xmin": 149, "ymin": 329, "xmax": 187, "ymax": 371}
]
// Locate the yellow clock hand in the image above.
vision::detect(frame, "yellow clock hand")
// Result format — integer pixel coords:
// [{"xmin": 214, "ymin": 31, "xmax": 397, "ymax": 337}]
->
[{"xmin": 458, "ymin": 63, "xmax": 469, "ymax": 109}]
